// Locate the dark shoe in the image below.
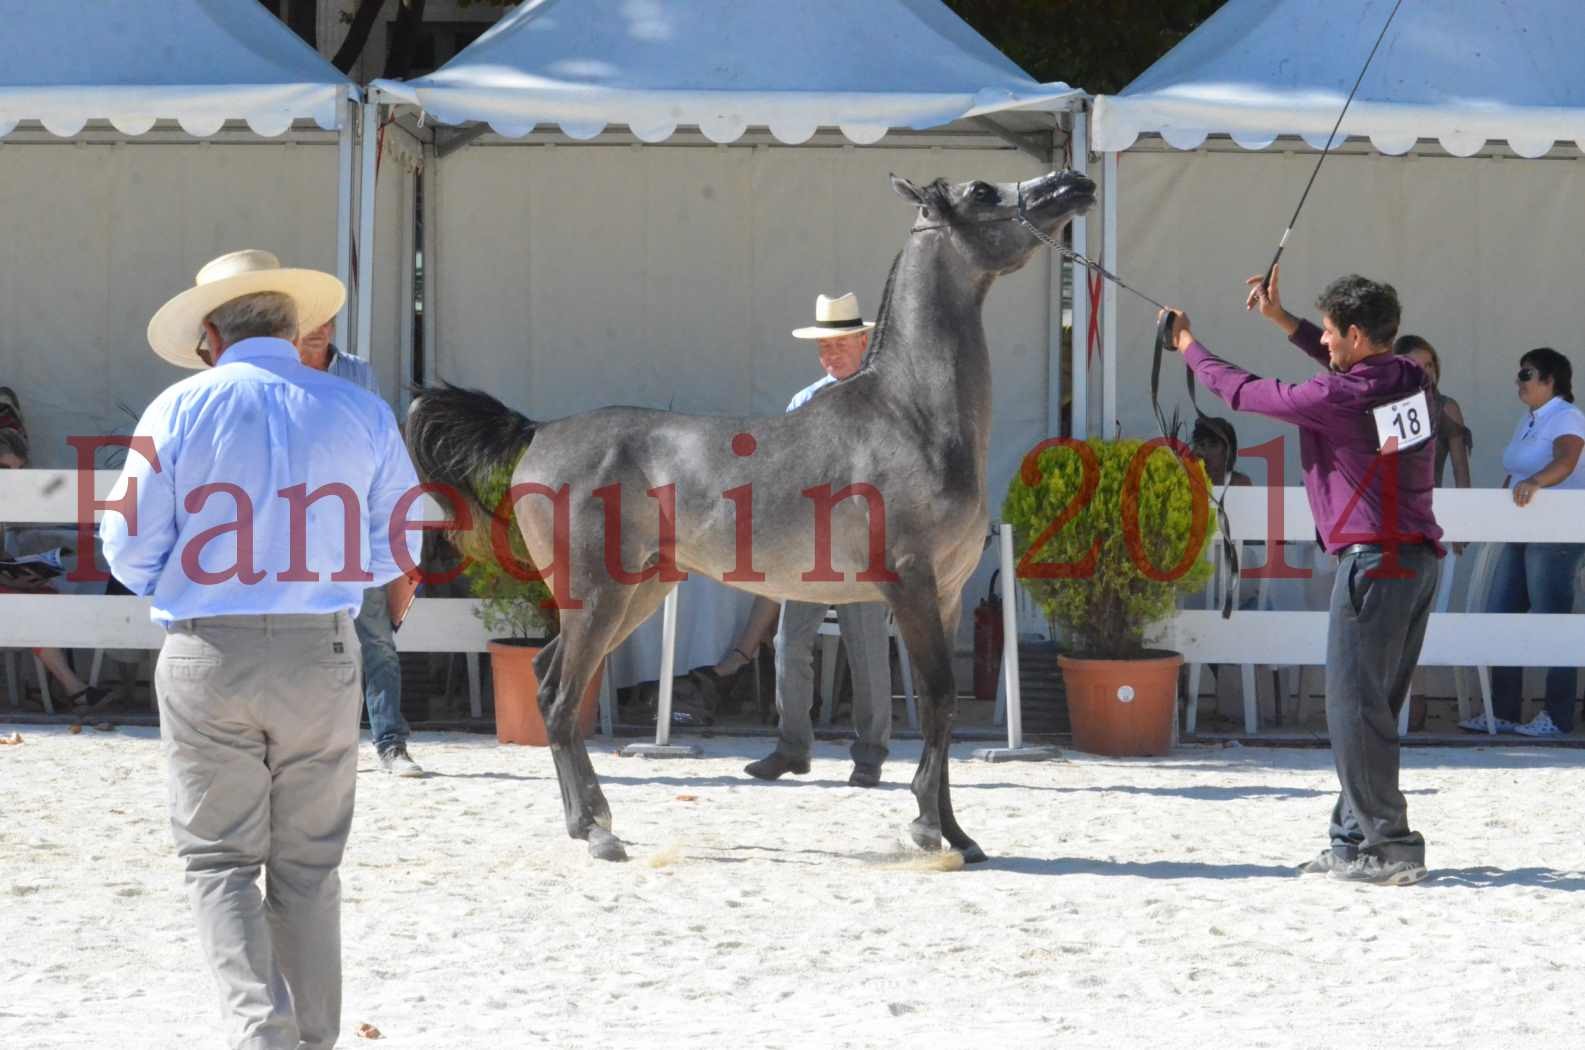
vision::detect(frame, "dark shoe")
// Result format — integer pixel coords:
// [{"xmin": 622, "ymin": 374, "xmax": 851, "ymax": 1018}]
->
[
  {"xmin": 378, "ymin": 743, "xmax": 425, "ymax": 777},
  {"xmin": 1331, "ymin": 854, "xmax": 1428, "ymax": 886},
  {"xmin": 743, "ymin": 752, "xmax": 810, "ymax": 780},
  {"xmin": 848, "ymin": 763, "xmax": 882, "ymax": 788},
  {"xmin": 1297, "ymin": 848, "xmax": 1356, "ymax": 875}
]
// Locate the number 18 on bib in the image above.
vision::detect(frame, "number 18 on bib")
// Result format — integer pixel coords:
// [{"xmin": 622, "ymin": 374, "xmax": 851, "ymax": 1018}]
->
[{"xmin": 1371, "ymin": 390, "xmax": 1432, "ymax": 453}]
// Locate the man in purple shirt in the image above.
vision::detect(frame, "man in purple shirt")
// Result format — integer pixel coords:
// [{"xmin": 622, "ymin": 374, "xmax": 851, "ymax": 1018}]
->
[{"xmin": 1160, "ymin": 266, "xmax": 1442, "ymax": 887}]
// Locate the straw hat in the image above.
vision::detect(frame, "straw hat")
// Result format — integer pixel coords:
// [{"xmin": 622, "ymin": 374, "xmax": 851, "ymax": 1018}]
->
[
  {"xmin": 146, "ymin": 249, "xmax": 346, "ymax": 369},
  {"xmin": 790, "ymin": 292, "xmax": 876, "ymax": 340}
]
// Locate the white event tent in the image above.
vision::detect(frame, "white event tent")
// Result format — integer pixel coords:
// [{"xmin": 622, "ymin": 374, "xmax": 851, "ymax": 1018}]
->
[
  {"xmin": 362, "ymin": 0, "xmax": 1085, "ymax": 704},
  {"xmin": 1089, "ymin": 0, "xmax": 1585, "ymax": 459},
  {"xmin": 1086, "ymin": 0, "xmax": 1585, "ymax": 734},
  {"xmin": 0, "ymin": 0, "xmax": 368, "ymax": 464}
]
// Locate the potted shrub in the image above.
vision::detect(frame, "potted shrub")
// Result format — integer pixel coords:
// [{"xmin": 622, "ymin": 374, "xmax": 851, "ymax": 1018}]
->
[
  {"xmin": 463, "ymin": 468, "xmax": 602, "ymax": 746},
  {"xmin": 1002, "ymin": 437, "xmax": 1214, "ymax": 756}
]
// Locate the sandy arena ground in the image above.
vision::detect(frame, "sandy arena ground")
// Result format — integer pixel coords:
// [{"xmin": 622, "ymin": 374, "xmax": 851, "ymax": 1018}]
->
[{"xmin": 3, "ymin": 726, "xmax": 1581, "ymax": 1049}]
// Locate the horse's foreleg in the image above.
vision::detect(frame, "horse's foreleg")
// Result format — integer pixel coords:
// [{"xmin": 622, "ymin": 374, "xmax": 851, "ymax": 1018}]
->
[
  {"xmin": 930, "ymin": 592, "xmax": 984, "ymax": 863},
  {"xmin": 886, "ymin": 572, "xmax": 959, "ymax": 854}
]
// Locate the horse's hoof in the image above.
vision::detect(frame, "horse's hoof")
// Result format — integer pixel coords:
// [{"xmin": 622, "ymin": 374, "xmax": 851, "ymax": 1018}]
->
[
  {"xmin": 588, "ymin": 828, "xmax": 628, "ymax": 862},
  {"xmin": 906, "ymin": 819, "xmax": 943, "ymax": 853},
  {"xmin": 957, "ymin": 841, "xmax": 988, "ymax": 865}
]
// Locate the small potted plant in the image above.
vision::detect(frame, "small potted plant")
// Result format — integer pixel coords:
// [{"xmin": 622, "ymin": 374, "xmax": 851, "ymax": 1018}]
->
[
  {"xmin": 1002, "ymin": 437, "xmax": 1214, "ymax": 756},
  {"xmin": 463, "ymin": 467, "xmax": 601, "ymax": 746}
]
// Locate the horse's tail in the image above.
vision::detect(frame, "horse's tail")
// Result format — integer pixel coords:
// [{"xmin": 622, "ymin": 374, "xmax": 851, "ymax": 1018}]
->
[{"xmin": 405, "ymin": 384, "xmax": 538, "ymax": 558}]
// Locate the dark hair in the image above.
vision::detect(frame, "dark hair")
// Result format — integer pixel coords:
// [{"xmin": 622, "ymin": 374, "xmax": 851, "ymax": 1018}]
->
[
  {"xmin": 1316, "ymin": 275, "xmax": 1401, "ymax": 348},
  {"xmin": 1521, "ymin": 347, "xmax": 1574, "ymax": 403},
  {"xmin": 1393, "ymin": 334, "xmax": 1440, "ymax": 376},
  {"xmin": 1191, "ymin": 415, "xmax": 1237, "ymax": 454}
]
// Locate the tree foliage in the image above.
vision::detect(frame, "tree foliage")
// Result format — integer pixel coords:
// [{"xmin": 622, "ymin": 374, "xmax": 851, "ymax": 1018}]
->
[{"xmin": 943, "ymin": 0, "xmax": 1226, "ymax": 94}]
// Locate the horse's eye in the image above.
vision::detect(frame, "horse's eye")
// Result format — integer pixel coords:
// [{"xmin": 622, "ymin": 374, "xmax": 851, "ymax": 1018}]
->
[{"xmin": 972, "ymin": 182, "xmax": 999, "ymax": 203}]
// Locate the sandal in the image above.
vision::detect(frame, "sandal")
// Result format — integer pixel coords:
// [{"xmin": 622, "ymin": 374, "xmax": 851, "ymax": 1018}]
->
[{"xmin": 64, "ymin": 685, "xmax": 113, "ymax": 711}]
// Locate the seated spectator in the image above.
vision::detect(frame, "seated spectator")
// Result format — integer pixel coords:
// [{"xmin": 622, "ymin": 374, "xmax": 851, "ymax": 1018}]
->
[
  {"xmin": 1190, "ymin": 415, "xmax": 1252, "ymax": 487},
  {"xmin": 1461, "ymin": 347, "xmax": 1585, "ymax": 737},
  {"xmin": 0, "ymin": 388, "xmax": 109, "ymax": 709},
  {"xmin": 1394, "ymin": 335, "xmax": 1472, "ymax": 489}
]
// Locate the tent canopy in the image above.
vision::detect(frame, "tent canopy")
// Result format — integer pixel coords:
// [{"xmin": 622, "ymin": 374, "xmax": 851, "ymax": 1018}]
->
[
  {"xmin": 1093, "ymin": 0, "xmax": 1585, "ymax": 157},
  {"xmin": 372, "ymin": 0, "xmax": 1081, "ymax": 144},
  {"xmin": 0, "ymin": 0, "xmax": 354, "ymax": 139}
]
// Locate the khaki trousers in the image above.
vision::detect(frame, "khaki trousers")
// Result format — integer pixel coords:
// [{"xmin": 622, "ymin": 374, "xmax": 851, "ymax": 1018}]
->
[{"xmin": 157, "ymin": 612, "xmax": 361, "ymax": 1050}]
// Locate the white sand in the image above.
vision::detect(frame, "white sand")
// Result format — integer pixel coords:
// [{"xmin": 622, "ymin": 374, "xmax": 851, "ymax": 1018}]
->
[{"xmin": 4, "ymin": 726, "xmax": 1582, "ymax": 1049}]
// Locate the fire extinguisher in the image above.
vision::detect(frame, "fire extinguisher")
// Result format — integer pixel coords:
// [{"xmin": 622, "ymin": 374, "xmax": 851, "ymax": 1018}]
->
[{"xmin": 973, "ymin": 570, "xmax": 1004, "ymax": 701}]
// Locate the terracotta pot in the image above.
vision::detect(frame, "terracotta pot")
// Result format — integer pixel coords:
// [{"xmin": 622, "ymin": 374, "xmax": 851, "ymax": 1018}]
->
[
  {"xmin": 1058, "ymin": 651, "xmax": 1182, "ymax": 757},
  {"xmin": 488, "ymin": 640, "xmax": 602, "ymax": 746}
]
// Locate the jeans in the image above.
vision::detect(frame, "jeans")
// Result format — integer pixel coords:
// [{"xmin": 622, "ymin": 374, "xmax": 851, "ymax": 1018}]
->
[
  {"xmin": 354, "ymin": 586, "xmax": 409, "ymax": 751},
  {"xmin": 1483, "ymin": 542, "xmax": 1585, "ymax": 730}
]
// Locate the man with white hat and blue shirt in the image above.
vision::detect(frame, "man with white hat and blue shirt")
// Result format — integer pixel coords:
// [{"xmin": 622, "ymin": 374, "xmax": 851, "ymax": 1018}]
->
[
  {"xmin": 744, "ymin": 292, "xmax": 895, "ymax": 788},
  {"xmin": 103, "ymin": 249, "xmax": 421, "ymax": 1050}
]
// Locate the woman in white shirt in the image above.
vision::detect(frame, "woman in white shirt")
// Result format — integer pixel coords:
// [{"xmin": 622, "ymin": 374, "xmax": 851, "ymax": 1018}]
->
[{"xmin": 1462, "ymin": 348, "xmax": 1585, "ymax": 736}]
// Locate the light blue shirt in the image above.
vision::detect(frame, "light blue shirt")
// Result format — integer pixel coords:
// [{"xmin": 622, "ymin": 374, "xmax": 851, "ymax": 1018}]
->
[
  {"xmin": 327, "ymin": 345, "xmax": 380, "ymax": 396},
  {"xmin": 787, "ymin": 374, "xmax": 836, "ymax": 413},
  {"xmin": 102, "ymin": 337, "xmax": 422, "ymax": 625}
]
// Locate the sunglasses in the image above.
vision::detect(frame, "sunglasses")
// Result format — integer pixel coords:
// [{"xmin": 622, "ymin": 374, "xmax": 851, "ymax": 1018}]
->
[{"xmin": 1517, "ymin": 368, "xmax": 1539, "ymax": 383}]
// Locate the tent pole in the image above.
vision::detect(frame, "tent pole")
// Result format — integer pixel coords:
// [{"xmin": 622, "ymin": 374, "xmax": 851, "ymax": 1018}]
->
[
  {"xmin": 420, "ymin": 140, "xmax": 438, "ymax": 388},
  {"xmin": 1069, "ymin": 108, "xmax": 1089, "ymax": 439},
  {"xmin": 356, "ymin": 97, "xmax": 379, "ymax": 364},
  {"xmin": 1046, "ymin": 126, "xmax": 1064, "ymax": 438},
  {"xmin": 1102, "ymin": 149, "xmax": 1119, "ymax": 438},
  {"xmin": 335, "ymin": 94, "xmax": 354, "ymax": 341}
]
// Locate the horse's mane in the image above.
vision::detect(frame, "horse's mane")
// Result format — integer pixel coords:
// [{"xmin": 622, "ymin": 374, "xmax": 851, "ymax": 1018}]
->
[
  {"xmin": 857, "ymin": 249, "xmax": 903, "ymax": 372},
  {"xmin": 857, "ymin": 180, "xmax": 953, "ymax": 373}
]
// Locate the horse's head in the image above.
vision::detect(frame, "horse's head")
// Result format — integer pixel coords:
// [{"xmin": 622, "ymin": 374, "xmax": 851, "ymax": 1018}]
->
[{"xmin": 890, "ymin": 169, "xmax": 1095, "ymax": 277}]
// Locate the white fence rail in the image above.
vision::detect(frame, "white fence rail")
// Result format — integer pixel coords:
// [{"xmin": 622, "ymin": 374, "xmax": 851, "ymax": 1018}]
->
[{"xmin": 7, "ymin": 470, "xmax": 1585, "ymax": 729}]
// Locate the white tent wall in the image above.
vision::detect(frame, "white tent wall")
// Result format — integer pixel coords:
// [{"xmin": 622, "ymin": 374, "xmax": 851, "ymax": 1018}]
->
[
  {"xmin": 0, "ymin": 136, "xmax": 340, "ymax": 467},
  {"xmin": 429, "ymin": 137, "xmax": 1061, "ymax": 660},
  {"xmin": 366, "ymin": 123, "xmax": 421, "ymax": 401},
  {"xmin": 1110, "ymin": 144, "xmax": 1585, "ymax": 487}
]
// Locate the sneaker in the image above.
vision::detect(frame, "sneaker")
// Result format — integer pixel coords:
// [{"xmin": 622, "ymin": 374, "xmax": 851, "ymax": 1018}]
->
[
  {"xmin": 1297, "ymin": 848, "xmax": 1356, "ymax": 875},
  {"xmin": 1457, "ymin": 713, "xmax": 1521, "ymax": 734},
  {"xmin": 848, "ymin": 763, "xmax": 882, "ymax": 788},
  {"xmin": 1331, "ymin": 855, "xmax": 1428, "ymax": 886},
  {"xmin": 1515, "ymin": 712, "xmax": 1567, "ymax": 738},
  {"xmin": 743, "ymin": 752, "xmax": 810, "ymax": 781},
  {"xmin": 378, "ymin": 743, "xmax": 425, "ymax": 777}
]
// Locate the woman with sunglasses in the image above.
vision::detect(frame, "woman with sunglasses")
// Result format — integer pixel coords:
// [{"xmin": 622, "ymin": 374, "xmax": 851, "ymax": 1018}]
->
[{"xmin": 1461, "ymin": 349, "xmax": 1585, "ymax": 736}]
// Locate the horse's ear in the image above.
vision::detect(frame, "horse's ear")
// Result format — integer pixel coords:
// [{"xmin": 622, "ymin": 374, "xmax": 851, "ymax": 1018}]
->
[{"xmin": 890, "ymin": 174, "xmax": 927, "ymax": 207}]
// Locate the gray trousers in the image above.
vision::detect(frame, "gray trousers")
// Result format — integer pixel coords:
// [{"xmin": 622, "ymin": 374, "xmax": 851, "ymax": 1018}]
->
[
  {"xmin": 157, "ymin": 612, "xmax": 362, "ymax": 1050},
  {"xmin": 1324, "ymin": 545, "xmax": 1438, "ymax": 865},
  {"xmin": 773, "ymin": 599, "xmax": 892, "ymax": 766}
]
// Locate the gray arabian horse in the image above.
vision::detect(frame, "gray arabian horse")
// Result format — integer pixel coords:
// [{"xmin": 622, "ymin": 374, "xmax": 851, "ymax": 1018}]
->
[{"xmin": 407, "ymin": 169, "xmax": 1096, "ymax": 863}]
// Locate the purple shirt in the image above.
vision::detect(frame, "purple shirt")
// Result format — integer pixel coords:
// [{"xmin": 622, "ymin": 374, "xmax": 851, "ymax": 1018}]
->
[{"xmin": 1183, "ymin": 319, "xmax": 1444, "ymax": 557}]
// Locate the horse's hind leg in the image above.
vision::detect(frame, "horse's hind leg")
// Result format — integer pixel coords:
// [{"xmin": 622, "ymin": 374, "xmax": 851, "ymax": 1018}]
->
[{"xmin": 541, "ymin": 579, "xmax": 676, "ymax": 862}]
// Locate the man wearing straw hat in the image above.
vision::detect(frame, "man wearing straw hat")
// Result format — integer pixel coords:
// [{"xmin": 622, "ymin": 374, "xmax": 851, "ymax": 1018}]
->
[
  {"xmin": 103, "ymin": 250, "xmax": 421, "ymax": 1050},
  {"xmin": 744, "ymin": 292, "xmax": 894, "ymax": 788}
]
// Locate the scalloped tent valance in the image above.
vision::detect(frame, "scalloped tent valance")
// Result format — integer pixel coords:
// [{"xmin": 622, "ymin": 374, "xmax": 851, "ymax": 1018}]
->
[
  {"xmin": 370, "ymin": 0, "xmax": 1081, "ymax": 144},
  {"xmin": 0, "ymin": 0, "xmax": 356, "ymax": 139},
  {"xmin": 1092, "ymin": 0, "xmax": 1585, "ymax": 158}
]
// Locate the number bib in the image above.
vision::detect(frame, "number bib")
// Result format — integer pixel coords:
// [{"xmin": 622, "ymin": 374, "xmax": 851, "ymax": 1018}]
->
[{"xmin": 1371, "ymin": 390, "xmax": 1432, "ymax": 452}]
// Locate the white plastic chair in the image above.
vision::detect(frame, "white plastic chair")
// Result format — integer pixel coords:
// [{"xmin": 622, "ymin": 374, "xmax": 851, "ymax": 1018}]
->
[
  {"xmin": 4, "ymin": 650, "xmax": 52, "ymax": 712},
  {"xmin": 1184, "ymin": 541, "xmax": 1263, "ymax": 735},
  {"xmin": 816, "ymin": 608, "xmax": 919, "ymax": 731}
]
